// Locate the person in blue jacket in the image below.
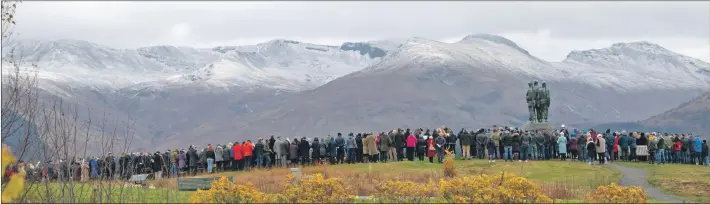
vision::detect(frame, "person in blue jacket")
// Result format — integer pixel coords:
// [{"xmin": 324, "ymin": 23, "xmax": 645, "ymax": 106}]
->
[
  {"xmin": 695, "ymin": 136, "xmax": 703, "ymax": 165},
  {"xmin": 619, "ymin": 133, "xmax": 630, "ymax": 161},
  {"xmin": 90, "ymin": 158, "xmax": 99, "ymax": 179}
]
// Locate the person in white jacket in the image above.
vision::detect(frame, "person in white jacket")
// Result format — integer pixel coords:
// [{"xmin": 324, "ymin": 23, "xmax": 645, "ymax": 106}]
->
[{"xmin": 595, "ymin": 134, "xmax": 606, "ymax": 165}]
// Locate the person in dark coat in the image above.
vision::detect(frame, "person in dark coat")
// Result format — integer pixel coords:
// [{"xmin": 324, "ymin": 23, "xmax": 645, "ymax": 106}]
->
[
  {"xmin": 335, "ymin": 133, "xmax": 346, "ymax": 164},
  {"xmin": 161, "ymin": 151, "xmax": 170, "ymax": 176},
  {"xmin": 435, "ymin": 133, "xmax": 447, "ymax": 163},
  {"xmin": 638, "ymin": 133, "xmax": 648, "ymax": 162},
  {"xmin": 702, "ymin": 140, "xmax": 708, "ymax": 166},
  {"xmin": 268, "ymin": 136, "xmax": 276, "ymax": 166},
  {"xmin": 187, "ymin": 146, "xmax": 198, "ymax": 176},
  {"xmin": 253, "ymin": 139, "xmax": 265, "ymax": 168},
  {"xmin": 289, "ymin": 139, "xmax": 299, "ymax": 167},
  {"xmin": 475, "ymin": 129, "xmax": 487, "ymax": 159},
  {"xmin": 446, "ymin": 129, "xmax": 457, "ymax": 157},
  {"xmin": 105, "ymin": 153, "xmax": 116, "ymax": 179},
  {"xmin": 394, "ymin": 129, "xmax": 405, "ymax": 161},
  {"xmin": 325, "ymin": 136, "xmax": 334, "ymax": 164},
  {"xmin": 311, "ymin": 138, "xmax": 321, "ymax": 164},
  {"xmin": 152, "ymin": 152, "xmax": 164, "ymax": 179},
  {"xmin": 119, "ymin": 153, "xmax": 129, "ymax": 180},
  {"xmin": 416, "ymin": 135, "xmax": 427, "ymax": 161},
  {"xmin": 356, "ymin": 134, "xmax": 364, "ymax": 163},
  {"xmin": 487, "ymin": 137, "xmax": 497, "ymax": 162},
  {"xmin": 511, "ymin": 132, "xmax": 521, "ymax": 161}
]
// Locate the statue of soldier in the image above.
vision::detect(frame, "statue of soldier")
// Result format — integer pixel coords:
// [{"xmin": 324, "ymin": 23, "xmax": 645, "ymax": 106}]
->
[
  {"xmin": 532, "ymin": 80, "xmax": 542, "ymax": 122},
  {"xmin": 525, "ymin": 81, "xmax": 536, "ymax": 122},
  {"xmin": 539, "ymin": 81, "xmax": 550, "ymax": 122}
]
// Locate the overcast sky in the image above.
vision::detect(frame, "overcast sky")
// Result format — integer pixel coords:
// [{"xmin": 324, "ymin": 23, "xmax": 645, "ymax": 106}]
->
[{"xmin": 12, "ymin": 1, "xmax": 710, "ymax": 62}]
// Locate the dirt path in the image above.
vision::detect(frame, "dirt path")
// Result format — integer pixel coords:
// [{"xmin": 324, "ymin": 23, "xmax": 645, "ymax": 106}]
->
[{"xmin": 606, "ymin": 164, "xmax": 683, "ymax": 203}]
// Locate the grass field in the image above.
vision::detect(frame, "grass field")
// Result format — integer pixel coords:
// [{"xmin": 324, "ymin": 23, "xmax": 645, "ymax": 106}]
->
[
  {"xmin": 615, "ymin": 162, "xmax": 710, "ymax": 203},
  {"xmin": 18, "ymin": 160, "xmax": 622, "ymax": 203},
  {"xmin": 18, "ymin": 182, "xmax": 192, "ymax": 203}
]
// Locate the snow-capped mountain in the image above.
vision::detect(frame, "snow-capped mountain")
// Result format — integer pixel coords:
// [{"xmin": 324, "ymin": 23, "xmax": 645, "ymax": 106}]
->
[
  {"xmin": 3, "ymin": 34, "xmax": 709, "ymax": 150},
  {"xmin": 185, "ymin": 35, "xmax": 709, "ymax": 147},
  {"xmin": 3, "ymin": 38, "xmax": 392, "ymax": 92},
  {"xmin": 165, "ymin": 39, "xmax": 383, "ymax": 90},
  {"xmin": 2, "ymin": 39, "xmax": 179, "ymax": 89},
  {"xmin": 560, "ymin": 41, "xmax": 710, "ymax": 91}
]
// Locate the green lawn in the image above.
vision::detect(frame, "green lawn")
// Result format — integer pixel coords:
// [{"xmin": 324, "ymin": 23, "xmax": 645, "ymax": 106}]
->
[
  {"xmin": 615, "ymin": 162, "xmax": 710, "ymax": 203},
  {"xmin": 18, "ymin": 182, "xmax": 193, "ymax": 203}
]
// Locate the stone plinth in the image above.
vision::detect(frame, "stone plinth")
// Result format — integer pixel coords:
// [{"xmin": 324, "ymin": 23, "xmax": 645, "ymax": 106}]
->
[{"xmin": 524, "ymin": 122, "xmax": 552, "ymax": 131}]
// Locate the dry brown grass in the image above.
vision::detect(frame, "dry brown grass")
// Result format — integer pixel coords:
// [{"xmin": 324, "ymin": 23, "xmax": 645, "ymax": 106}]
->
[
  {"xmin": 150, "ymin": 160, "xmax": 622, "ymax": 201},
  {"xmin": 224, "ymin": 164, "xmax": 444, "ymax": 196}
]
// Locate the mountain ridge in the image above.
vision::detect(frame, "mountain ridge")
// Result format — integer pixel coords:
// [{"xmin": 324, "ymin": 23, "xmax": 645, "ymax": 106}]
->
[{"xmin": 3, "ymin": 34, "xmax": 710, "ymax": 151}]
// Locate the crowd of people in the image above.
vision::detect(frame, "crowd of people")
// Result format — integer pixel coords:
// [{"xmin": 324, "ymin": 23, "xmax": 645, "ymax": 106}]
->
[{"xmin": 4, "ymin": 125, "xmax": 709, "ymax": 183}]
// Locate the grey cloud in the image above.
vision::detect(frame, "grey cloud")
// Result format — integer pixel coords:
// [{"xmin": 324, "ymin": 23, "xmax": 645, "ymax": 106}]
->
[{"xmin": 10, "ymin": 1, "xmax": 710, "ymax": 61}]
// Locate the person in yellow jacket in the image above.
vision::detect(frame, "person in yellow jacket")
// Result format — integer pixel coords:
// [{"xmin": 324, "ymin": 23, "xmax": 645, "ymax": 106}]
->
[{"xmin": 491, "ymin": 128, "xmax": 501, "ymax": 159}]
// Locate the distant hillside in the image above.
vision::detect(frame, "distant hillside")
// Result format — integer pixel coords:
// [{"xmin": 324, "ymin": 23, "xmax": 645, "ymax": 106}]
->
[{"xmin": 641, "ymin": 91, "xmax": 710, "ymax": 135}]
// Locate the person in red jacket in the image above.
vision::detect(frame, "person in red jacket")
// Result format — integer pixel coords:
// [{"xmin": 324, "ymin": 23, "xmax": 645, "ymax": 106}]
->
[
  {"xmin": 614, "ymin": 134, "xmax": 620, "ymax": 161},
  {"xmin": 232, "ymin": 142, "xmax": 243, "ymax": 171},
  {"xmin": 673, "ymin": 135, "xmax": 682, "ymax": 164},
  {"xmin": 242, "ymin": 140, "xmax": 254, "ymax": 170},
  {"xmin": 426, "ymin": 136, "xmax": 436, "ymax": 163}
]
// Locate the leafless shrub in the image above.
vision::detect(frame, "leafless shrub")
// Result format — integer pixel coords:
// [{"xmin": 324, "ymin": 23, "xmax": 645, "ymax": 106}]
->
[{"xmin": 2, "ymin": 2, "xmax": 178, "ymax": 203}]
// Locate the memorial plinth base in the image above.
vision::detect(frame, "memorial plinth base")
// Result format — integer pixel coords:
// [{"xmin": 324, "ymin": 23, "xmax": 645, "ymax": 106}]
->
[{"xmin": 524, "ymin": 122, "xmax": 552, "ymax": 131}]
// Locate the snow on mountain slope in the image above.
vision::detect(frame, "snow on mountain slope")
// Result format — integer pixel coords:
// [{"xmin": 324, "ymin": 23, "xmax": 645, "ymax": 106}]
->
[
  {"xmin": 6, "ymin": 35, "xmax": 708, "ymax": 94},
  {"xmin": 2, "ymin": 39, "xmax": 181, "ymax": 90},
  {"xmin": 560, "ymin": 41, "xmax": 710, "ymax": 91},
  {"xmin": 358, "ymin": 35, "xmax": 709, "ymax": 91},
  {"xmin": 2, "ymin": 38, "xmax": 390, "ymax": 92},
  {"xmin": 137, "ymin": 45, "xmax": 219, "ymax": 72},
  {"xmin": 163, "ymin": 39, "xmax": 384, "ymax": 90},
  {"xmin": 361, "ymin": 36, "xmax": 563, "ymax": 81}
]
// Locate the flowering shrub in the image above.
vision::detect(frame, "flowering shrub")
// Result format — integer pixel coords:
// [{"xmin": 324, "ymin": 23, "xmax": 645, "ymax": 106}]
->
[
  {"xmin": 374, "ymin": 180, "xmax": 435, "ymax": 203},
  {"xmin": 188, "ymin": 177, "xmax": 278, "ymax": 203},
  {"xmin": 2, "ymin": 144, "xmax": 25, "ymax": 202},
  {"xmin": 438, "ymin": 172, "xmax": 553, "ymax": 203},
  {"xmin": 584, "ymin": 183, "xmax": 648, "ymax": 203},
  {"xmin": 281, "ymin": 173, "xmax": 355, "ymax": 203}
]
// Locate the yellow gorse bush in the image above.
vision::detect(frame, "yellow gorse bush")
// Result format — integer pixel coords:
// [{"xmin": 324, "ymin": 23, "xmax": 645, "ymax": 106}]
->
[
  {"xmin": 188, "ymin": 177, "xmax": 278, "ymax": 203},
  {"xmin": 438, "ymin": 172, "xmax": 553, "ymax": 203},
  {"xmin": 281, "ymin": 173, "xmax": 356, "ymax": 203},
  {"xmin": 443, "ymin": 149, "xmax": 456, "ymax": 178},
  {"xmin": 374, "ymin": 180, "xmax": 436, "ymax": 203},
  {"xmin": 584, "ymin": 183, "xmax": 648, "ymax": 203},
  {"xmin": 2, "ymin": 144, "xmax": 25, "ymax": 202},
  {"xmin": 188, "ymin": 172, "xmax": 647, "ymax": 204}
]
